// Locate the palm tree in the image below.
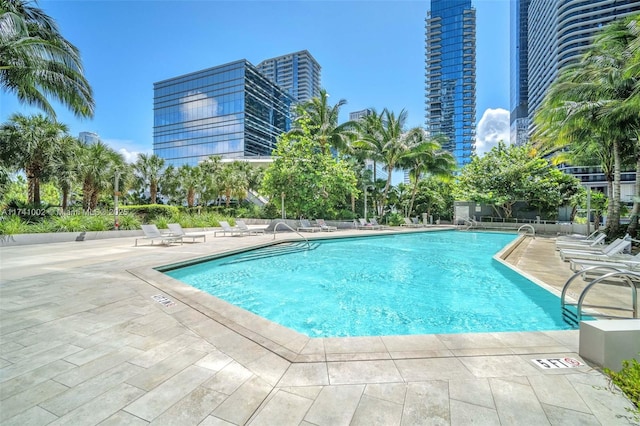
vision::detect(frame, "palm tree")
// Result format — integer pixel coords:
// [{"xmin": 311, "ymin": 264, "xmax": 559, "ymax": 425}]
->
[
  {"xmin": 0, "ymin": 113, "xmax": 68, "ymax": 204},
  {"xmin": 0, "ymin": 0, "xmax": 94, "ymax": 118},
  {"xmin": 51, "ymin": 134, "xmax": 80, "ymax": 210},
  {"xmin": 289, "ymin": 89, "xmax": 356, "ymax": 155},
  {"xmin": 165, "ymin": 164, "xmax": 202, "ymax": 208},
  {"xmin": 534, "ymin": 15, "xmax": 640, "ymax": 237},
  {"xmin": 400, "ymin": 128, "xmax": 455, "ymax": 216},
  {"xmin": 78, "ymin": 141, "xmax": 125, "ymax": 210},
  {"xmin": 134, "ymin": 153, "xmax": 165, "ymax": 204},
  {"xmin": 376, "ymin": 109, "xmax": 411, "ymax": 214}
]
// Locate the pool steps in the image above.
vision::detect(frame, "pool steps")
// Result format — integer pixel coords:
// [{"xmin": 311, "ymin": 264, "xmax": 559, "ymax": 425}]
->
[{"xmin": 220, "ymin": 241, "xmax": 320, "ymax": 265}]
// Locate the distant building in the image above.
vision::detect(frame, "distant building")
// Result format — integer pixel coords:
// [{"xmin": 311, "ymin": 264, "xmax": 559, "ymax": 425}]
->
[
  {"xmin": 153, "ymin": 60, "xmax": 292, "ymax": 167},
  {"xmin": 78, "ymin": 131, "xmax": 99, "ymax": 145},
  {"xmin": 509, "ymin": 0, "xmax": 530, "ymax": 146},
  {"xmin": 349, "ymin": 109, "xmax": 373, "ymax": 122},
  {"xmin": 256, "ymin": 50, "xmax": 321, "ymax": 104},
  {"xmin": 425, "ymin": 0, "xmax": 476, "ymax": 167}
]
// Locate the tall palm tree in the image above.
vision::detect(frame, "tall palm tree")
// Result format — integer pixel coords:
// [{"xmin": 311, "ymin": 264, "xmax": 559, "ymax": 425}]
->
[
  {"xmin": 78, "ymin": 141, "xmax": 125, "ymax": 210},
  {"xmin": 0, "ymin": 113, "xmax": 68, "ymax": 204},
  {"xmin": 534, "ymin": 15, "xmax": 640, "ymax": 237},
  {"xmin": 377, "ymin": 108, "xmax": 411, "ymax": 214},
  {"xmin": 166, "ymin": 164, "xmax": 202, "ymax": 208},
  {"xmin": 289, "ymin": 89, "xmax": 356, "ymax": 155},
  {"xmin": 0, "ymin": 0, "xmax": 94, "ymax": 118},
  {"xmin": 400, "ymin": 128, "xmax": 455, "ymax": 216},
  {"xmin": 51, "ymin": 134, "xmax": 80, "ymax": 210},
  {"xmin": 134, "ymin": 153, "xmax": 165, "ymax": 204}
]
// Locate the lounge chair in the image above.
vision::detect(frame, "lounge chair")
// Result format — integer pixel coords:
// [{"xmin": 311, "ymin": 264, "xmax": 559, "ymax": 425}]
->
[
  {"xmin": 214, "ymin": 220, "xmax": 250, "ymax": 237},
  {"xmin": 401, "ymin": 217, "xmax": 420, "ymax": 228},
  {"xmin": 297, "ymin": 219, "xmax": 322, "ymax": 232},
  {"xmin": 557, "ymin": 230, "xmax": 601, "ymax": 242},
  {"xmin": 358, "ymin": 218, "xmax": 382, "ymax": 230},
  {"xmin": 167, "ymin": 223, "xmax": 207, "ymax": 243},
  {"xmin": 569, "ymin": 253, "xmax": 640, "ymax": 272},
  {"xmin": 555, "ymin": 232, "xmax": 606, "ymax": 250},
  {"xmin": 136, "ymin": 224, "xmax": 183, "ymax": 246},
  {"xmin": 411, "ymin": 217, "xmax": 425, "ymax": 227},
  {"xmin": 559, "ymin": 237, "xmax": 631, "ymax": 261},
  {"xmin": 315, "ymin": 219, "xmax": 337, "ymax": 232},
  {"xmin": 236, "ymin": 220, "xmax": 266, "ymax": 235},
  {"xmin": 369, "ymin": 218, "xmax": 391, "ymax": 230}
]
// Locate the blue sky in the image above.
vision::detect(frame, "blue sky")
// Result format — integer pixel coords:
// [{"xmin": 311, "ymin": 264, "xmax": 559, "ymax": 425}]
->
[{"xmin": 0, "ymin": 0, "xmax": 511, "ymax": 161}]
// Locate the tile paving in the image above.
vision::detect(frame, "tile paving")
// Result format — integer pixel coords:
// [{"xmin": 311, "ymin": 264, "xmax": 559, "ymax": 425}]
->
[{"xmin": 0, "ymin": 227, "xmax": 637, "ymax": 425}]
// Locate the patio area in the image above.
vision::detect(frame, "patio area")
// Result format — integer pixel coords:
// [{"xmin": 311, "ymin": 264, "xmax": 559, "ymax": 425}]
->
[{"xmin": 0, "ymin": 227, "xmax": 636, "ymax": 425}]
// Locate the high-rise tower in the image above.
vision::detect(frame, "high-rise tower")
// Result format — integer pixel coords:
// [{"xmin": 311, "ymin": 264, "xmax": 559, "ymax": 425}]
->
[
  {"xmin": 256, "ymin": 50, "xmax": 321, "ymax": 104},
  {"xmin": 425, "ymin": 0, "xmax": 476, "ymax": 167},
  {"xmin": 510, "ymin": 0, "xmax": 530, "ymax": 146},
  {"xmin": 527, "ymin": 0, "xmax": 640, "ymax": 129}
]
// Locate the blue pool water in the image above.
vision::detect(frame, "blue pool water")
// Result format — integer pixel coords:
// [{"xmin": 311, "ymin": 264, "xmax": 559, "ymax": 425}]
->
[{"xmin": 164, "ymin": 231, "xmax": 572, "ymax": 337}]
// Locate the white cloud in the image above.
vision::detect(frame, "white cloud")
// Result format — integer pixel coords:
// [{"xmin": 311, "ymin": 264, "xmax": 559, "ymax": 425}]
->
[
  {"xmin": 101, "ymin": 138, "xmax": 151, "ymax": 163},
  {"xmin": 475, "ymin": 108, "xmax": 510, "ymax": 156}
]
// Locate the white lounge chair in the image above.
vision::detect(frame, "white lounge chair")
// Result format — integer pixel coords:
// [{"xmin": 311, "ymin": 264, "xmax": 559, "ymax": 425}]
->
[
  {"xmin": 569, "ymin": 253, "xmax": 640, "ymax": 272},
  {"xmin": 315, "ymin": 219, "xmax": 337, "ymax": 232},
  {"xmin": 369, "ymin": 218, "xmax": 391, "ymax": 230},
  {"xmin": 136, "ymin": 224, "xmax": 183, "ymax": 246},
  {"xmin": 297, "ymin": 219, "xmax": 322, "ymax": 232},
  {"xmin": 359, "ymin": 218, "xmax": 382, "ymax": 230},
  {"xmin": 559, "ymin": 237, "xmax": 631, "ymax": 261},
  {"xmin": 236, "ymin": 220, "xmax": 266, "ymax": 235},
  {"xmin": 401, "ymin": 217, "xmax": 420, "ymax": 228},
  {"xmin": 557, "ymin": 229, "xmax": 601, "ymax": 241},
  {"xmin": 167, "ymin": 223, "xmax": 207, "ymax": 243},
  {"xmin": 214, "ymin": 221, "xmax": 249, "ymax": 237},
  {"xmin": 555, "ymin": 232, "xmax": 606, "ymax": 250}
]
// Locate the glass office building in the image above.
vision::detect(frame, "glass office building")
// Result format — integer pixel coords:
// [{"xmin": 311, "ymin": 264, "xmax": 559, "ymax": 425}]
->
[
  {"xmin": 256, "ymin": 50, "xmax": 321, "ymax": 104},
  {"xmin": 510, "ymin": 0, "xmax": 530, "ymax": 146},
  {"xmin": 153, "ymin": 60, "xmax": 292, "ymax": 167},
  {"xmin": 425, "ymin": 0, "xmax": 476, "ymax": 167}
]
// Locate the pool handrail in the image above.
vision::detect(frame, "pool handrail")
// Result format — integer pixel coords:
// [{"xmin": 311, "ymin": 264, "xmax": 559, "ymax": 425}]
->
[
  {"xmin": 273, "ymin": 221, "xmax": 310, "ymax": 249},
  {"xmin": 517, "ymin": 224, "xmax": 535, "ymax": 238}
]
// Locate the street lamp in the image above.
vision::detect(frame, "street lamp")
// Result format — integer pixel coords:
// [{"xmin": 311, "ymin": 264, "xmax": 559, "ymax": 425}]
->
[{"xmin": 114, "ymin": 170, "xmax": 120, "ymax": 230}]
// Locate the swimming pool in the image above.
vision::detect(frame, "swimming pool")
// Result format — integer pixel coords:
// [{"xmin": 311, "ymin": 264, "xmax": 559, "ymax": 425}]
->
[{"xmin": 164, "ymin": 231, "xmax": 573, "ymax": 337}]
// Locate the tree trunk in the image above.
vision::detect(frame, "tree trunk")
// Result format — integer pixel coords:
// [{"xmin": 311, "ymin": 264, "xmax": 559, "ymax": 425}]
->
[
  {"xmin": 607, "ymin": 140, "xmax": 621, "ymax": 237},
  {"xmin": 627, "ymin": 153, "xmax": 640, "ymax": 237},
  {"xmin": 187, "ymin": 188, "xmax": 195, "ymax": 208},
  {"xmin": 90, "ymin": 190, "xmax": 99, "ymax": 210},
  {"xmin": 150, "ymin": 181, "xmax": 157, "ymax": 204},
  {"xmin": 380, "ymin": 163, "xmax": 394, "ymax": 216},
  {"xmin": 408, "ymin": 180, "xmax": 419, "ymax": 218},
  {"xmin": 62, "ymin": 188, "xmax": 69, "ymax": 210}
]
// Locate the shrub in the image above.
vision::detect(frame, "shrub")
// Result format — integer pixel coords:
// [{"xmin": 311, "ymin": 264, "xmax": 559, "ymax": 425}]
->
[
  {"xmin": 120, "ymin": 204, "xmax": 179, "ymax": 221},
  {"xmin": 0, "ymin": 215, "xmax": 30, "ymax": 236},
  {"xmin": 48, "ymin": 215, "xmax": 87, "ymax": 232},
  {"xmin": 605, "ymin": 357, "xmax": 640, "ymax": 417},
  {"xmin": 115, "ymin": 213, "xmax": 141, "ymax": 230},
  {"xmin": 384, "ymin": 212, "xmax": 405, "ymax": 226}
]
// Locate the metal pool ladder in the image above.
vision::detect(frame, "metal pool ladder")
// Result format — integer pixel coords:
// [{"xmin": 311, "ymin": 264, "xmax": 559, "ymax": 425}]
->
[
  {"xmin": 517, "ymin": 224, "xmax": 535, "ymax": 238},
  {"xmin": 560, "ymin": 266, "xmax": 639, "ymax": 327},
  {"xmin": 273, "ymin": 221, "xmax": 311, "ymax": 250}
]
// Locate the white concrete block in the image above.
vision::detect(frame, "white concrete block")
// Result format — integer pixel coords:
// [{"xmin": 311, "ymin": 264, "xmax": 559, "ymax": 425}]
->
[{"xmin": 579, "ymin": 320, "xmax": 640, "ymax": 371}]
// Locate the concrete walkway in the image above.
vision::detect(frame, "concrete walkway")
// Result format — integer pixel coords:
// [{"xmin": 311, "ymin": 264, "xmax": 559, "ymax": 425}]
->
[{"xmin": 0, "ymin": 228, "xmax": 636, "ymax": 425}]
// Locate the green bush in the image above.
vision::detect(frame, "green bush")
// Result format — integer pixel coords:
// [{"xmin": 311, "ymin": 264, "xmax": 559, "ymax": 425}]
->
[
  {"xmin": 384, "ymin": 212, "xmax": 405, "ymax": 226},
  {"xmin": 0, "ymin": 215, "xmax": 30, "ymax": 236},
  {"xmin": 48, "ymin": 215, "xmax": 87, "ymax": 232},
  {"xmin": 120, "ymin": 204, "xmax": 179, "ymax": 221},
  {"xmin": 605, "ymin": 357, "xmax": 640, "ymax": 415},
  {"xmin": 115, "ymin": 213, "xmax": 141, "ymax": 230}
]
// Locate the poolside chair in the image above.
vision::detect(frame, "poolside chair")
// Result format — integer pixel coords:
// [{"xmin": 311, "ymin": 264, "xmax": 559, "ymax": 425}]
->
[
  {"xmin": 369, "ymin": 218, "xmax": 391, "ymax": 230},
  {"xmin": 569, "ymin": 253, "xmax": 640, "ymax": 272},
  {"xmin": 557, "ymin": 229, "xmax": 601, "ymax": 242},
  {"xmin": 167, "ymin": 223, "xmax": 207, "ymax": 243},
  {"xmin": 315, "ymin": 219, "xmax": 337, "ymax": 232},
  {"xmin": 136, "ymin": 224, "xmax": 183, "ymax": 246},
  {"xmin": 236, "ymin": 220, "xmax": 267, "ymax": 235},
  {"xmin": 559, "ymin": 237, "xmax": 631, "ymax": 262},
  {"xmin": 214, "ymin": 221, "xmax": 250, "ymax": 237},
  {"xmin": 358, "ymin": 218, "xmax": 382, "ymax": 230},
  {"xmin": 411, "ymin": 217, "xmax": 425, "ymax": 227},
  {"xmin": 401, "ymin": 217, "xmax": 420, "ymax": 228},
  {"xmin": 555, "ymin": 232, "xmax": 606, "ymax": 250},
  {"xmin": 297, "ymin": 219, "xmax": 322, "ymax": 232}
]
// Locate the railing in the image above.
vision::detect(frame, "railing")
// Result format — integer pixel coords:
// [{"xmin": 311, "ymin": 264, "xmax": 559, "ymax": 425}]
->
[
  {"xmin": 273, "ymin": 221, "xmax": 310, "ymax": 249},
  {"xmin": 517, "ymin": 224, "xmax": 535, "ymax": 238},
  {"xmin": 561, "ymin": 266, "xmax": 639, "ymax": 326}
]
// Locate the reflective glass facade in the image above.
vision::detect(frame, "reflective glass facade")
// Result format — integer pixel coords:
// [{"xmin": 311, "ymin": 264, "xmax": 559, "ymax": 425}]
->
[
  {"xmin": 510, "ymin": 0, "xmax": 530, "ymax": 146},
  {"xmin": 153, "ymin": 60, "xmax": 292, "ymax": 167},
  {"xmin": 425, "ymin": 0, "xmax": 476, "ymax": 167},
  {"xmin": 527, "ymin": 0, "xmax": 640, "ymax": 131},
  {"xmin": 256, "ymin": 50, "xmax": 321, "ymax": 104}
]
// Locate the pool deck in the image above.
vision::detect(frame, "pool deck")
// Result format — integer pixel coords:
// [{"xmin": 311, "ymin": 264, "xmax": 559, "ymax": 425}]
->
[{"xmin": 0, "ymin": 227, "xmax": 636, "ymax": 425}]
